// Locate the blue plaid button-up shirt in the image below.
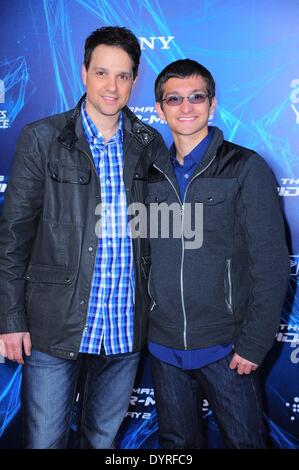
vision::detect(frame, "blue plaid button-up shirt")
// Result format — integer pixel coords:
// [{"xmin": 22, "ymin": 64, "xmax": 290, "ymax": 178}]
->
[{"xmin": 79, "ymin": 102, "xmax": 135, "ymax": 355}]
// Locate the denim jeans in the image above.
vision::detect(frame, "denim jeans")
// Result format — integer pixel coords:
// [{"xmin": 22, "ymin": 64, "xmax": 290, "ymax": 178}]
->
[
  {"xmin": 22, "ymin": 348, "xmax": 140, "ymax": 448},
  {"xmin": 150, "ymin": 352, "xmax": 266, "ymax": 449}
]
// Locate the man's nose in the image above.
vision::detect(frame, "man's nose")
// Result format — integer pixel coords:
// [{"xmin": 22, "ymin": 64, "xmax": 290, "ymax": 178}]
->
[
  {"xmin": 106, "ymin": 75, "xmax": 117, "ymax": 92},
  {"xmin": 180, "ymin": 97, "xmax": 193, "ymax": 112}
]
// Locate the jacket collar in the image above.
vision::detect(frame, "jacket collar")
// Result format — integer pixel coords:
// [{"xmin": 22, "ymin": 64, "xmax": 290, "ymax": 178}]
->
[
  {"xmin": 122, "ymin": 105, "xmax": 156, "ymax": 147},
  {"xmin": 58, "ymin": 93, "xmax": 156, "ymax": 150},
  {"xmin": 153, "ymin": 126, "xmax": 224, "ymax": 178}
]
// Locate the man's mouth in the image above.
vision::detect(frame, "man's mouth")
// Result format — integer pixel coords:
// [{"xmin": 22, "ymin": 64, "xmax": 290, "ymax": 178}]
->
[
  {"xmin": 177, "ymin": 117, "xmax": 197, "ymax": 121},
  {"xmin": 102, "ymin": 95, "xmax": 118, "ymax": 102}
]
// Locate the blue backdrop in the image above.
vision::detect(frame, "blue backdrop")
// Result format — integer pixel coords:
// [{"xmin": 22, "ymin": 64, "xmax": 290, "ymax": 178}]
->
[{"xmin": 0, "ymin": 0, "xmax": 298, "ymax": 449}]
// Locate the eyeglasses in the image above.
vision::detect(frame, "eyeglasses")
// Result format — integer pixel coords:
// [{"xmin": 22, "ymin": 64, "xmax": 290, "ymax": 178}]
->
[{"xmin": 161, "ymin": 93, "xmax": 210, "ymax": 106}]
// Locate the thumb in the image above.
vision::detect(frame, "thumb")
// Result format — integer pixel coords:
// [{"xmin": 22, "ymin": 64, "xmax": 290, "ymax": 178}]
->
[
  {"xmin": 23, "ymin": 333, "xmax": 32, "ymax": 357},
  {"xmin": 229, "ymin": 353, "xmax": 238, "ymax": 369}
]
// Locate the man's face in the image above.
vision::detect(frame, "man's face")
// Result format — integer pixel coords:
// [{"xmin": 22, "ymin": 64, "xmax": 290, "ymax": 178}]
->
[
  {"xmin": 82, "ymin": 44, "xmax": 137, "ymax": 121},
  {"xmin": 156, "ymin": 75, "xmax": 216, "ymax": 141}
]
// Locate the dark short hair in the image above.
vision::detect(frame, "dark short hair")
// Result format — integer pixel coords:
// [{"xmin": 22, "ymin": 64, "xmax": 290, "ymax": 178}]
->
[
  {"xmin": 84, "ymin": 26, "xmax": 141, "ymax": 79},
  {"xmin": 155, "ymin": 59, "xmax": 215, "ymax": 105}
]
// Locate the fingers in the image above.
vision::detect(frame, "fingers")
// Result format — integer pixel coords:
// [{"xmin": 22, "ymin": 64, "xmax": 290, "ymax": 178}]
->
[
  {"xmin": 229, "ymin": 354, "xmax": 239, "ymax": 370},
  {"xmin": 0, "ymin": 337, "xmax": 5, "ymax": 357},
  {"xmin": 236, "ymin": 363, "xmax": 252, "ymax": 375},
  {"xmin": 0, "ymin": 332, "xmax": 30, "ymax": 365},
  {"xmin": 6, "ymin": 337, "xmax": 24, "ymax": 364},
  {"xmin": 23, "ymin": 333, "xmax": 32, "ymax": 357},
  {"xmin": 229, "ymin": 353, "xmax": 258, "ymax": 375}
]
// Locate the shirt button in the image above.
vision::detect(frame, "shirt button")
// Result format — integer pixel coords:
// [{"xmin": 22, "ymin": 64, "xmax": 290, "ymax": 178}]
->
[
  {"xmin": 184, "ymin": 173, "xmax": 189, "ymax": 179},
  {"xmin": 88, "ymin": 246, "xmax": 93, "ymax": 252},
  {"xmin": 69, "ymin": 352, "xmax": 75, "ymax": 358},
  {"xmin": 80, "ymin": 299, "xmax": 85, "ymax": 305}
]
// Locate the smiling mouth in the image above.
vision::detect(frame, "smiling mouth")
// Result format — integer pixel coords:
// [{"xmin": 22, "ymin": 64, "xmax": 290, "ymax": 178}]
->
[
  {"xmin": 177, "ymin": 117, "xmax": 197, "ymax": 121},
  {"xmin": 102, "ymin": 96, "xmax": 118, "ymax": 102}
]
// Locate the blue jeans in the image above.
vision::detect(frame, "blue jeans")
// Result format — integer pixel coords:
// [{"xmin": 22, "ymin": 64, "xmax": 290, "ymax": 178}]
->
[
  {"xmin": 150, "ymin": 352, "xmax": 266, "ymax": 449},
  {"xmin": 22, "ymin": 348, "xmax": 140, "ymax": 448}
]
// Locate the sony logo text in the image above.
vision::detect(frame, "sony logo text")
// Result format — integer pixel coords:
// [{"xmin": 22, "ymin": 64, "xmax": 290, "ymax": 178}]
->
[{"xmin": 139, "ymin": 36, "xmax": 175, "ymax": 50}]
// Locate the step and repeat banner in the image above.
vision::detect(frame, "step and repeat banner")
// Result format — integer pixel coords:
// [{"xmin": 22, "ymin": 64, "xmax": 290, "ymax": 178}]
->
[{"xmin": 0, "ymin": 0, "xmax": 298, "ymax": 449}]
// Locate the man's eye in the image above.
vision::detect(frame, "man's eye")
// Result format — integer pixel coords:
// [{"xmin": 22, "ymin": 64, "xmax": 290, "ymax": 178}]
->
[
  {"xmin": 167, "ymin": 96, "xmax": 180, "ymax": 103},
  {"xmin": 96, "ymin": 71, "xmax": 105, "ymax": 77},
  {"xmin": 191, "ymin": 93, "xmax": 207, "ymax": 103},
  {"xmin": 119, "ymin": 74, "xmax": 129, "ymax": 81}
]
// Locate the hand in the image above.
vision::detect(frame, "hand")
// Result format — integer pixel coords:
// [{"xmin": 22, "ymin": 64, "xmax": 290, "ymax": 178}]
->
[
  {"xmin": 0, "ymin": 332, "xmax": 31, "ymax": 365},
  {"xmin": 229, "ymin": 352, "xmax": 258, "ymax": 375}
]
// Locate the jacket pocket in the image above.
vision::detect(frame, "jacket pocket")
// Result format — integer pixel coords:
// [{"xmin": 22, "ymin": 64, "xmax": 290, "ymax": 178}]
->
[
  {"xmin": 48, "ymin": 162, "xmax": 91, "ymax": 185},
  {"xmin": 145, "ymin": 181, "xmax": 170, "ymax": 204},
  {"xmin": 193, "ymin": 188, "xmax": 226, "ymax": 231},
  {"xmin": 194, "ymin": 188, "xmax": 225, "ymax": 206},
  {"xmin": 224, "ymin": 258, "xmax": 233, "ymax": 314},
  {"xmin": 24, "ymin": 264, "xmax": 76, "ymax": 330},
  {"xmin": 24, "ymin": 264, "xmax": 75, "ymax": 285}
]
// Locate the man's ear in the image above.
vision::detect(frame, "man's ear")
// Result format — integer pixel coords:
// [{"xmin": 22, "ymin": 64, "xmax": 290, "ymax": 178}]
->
[
  {"xmin": 132, "ymin": 74, "xmax": 138, "ymax": 89},
  {"xmin": 81, "ymin": 64, "xmax": 87, "ymax": 86},
  {"xmin": 209, "ymin": 96, "xmax": 217, "ymax": 117},
  {"xmin": 156, "ymin": 101, "xmax": 166, "ymax": 121}
]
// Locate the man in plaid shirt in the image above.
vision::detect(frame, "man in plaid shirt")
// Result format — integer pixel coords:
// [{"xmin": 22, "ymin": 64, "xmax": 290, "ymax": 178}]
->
[{"xmin": 0, "ymin": 26, "xmax": 165, "ymax": 448}]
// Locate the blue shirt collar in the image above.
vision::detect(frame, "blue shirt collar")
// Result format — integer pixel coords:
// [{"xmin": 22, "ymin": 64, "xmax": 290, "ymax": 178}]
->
[
  {"xmin": 81, "ymin": 99, "xmax": 123, "ymax": 146},
  {"xmin": 170, "ymin": 127, "xmax": 214, "ymax": 170}
]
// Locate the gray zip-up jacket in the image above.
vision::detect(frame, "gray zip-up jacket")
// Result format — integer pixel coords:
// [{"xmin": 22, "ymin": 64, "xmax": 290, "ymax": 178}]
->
[{"xmin": 146, "ymin": 126, "xmax": 289, "ymax": 365}]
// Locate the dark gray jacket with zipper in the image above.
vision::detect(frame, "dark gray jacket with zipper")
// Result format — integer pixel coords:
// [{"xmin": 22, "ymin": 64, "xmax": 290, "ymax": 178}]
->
[
  {"xmin": 0, "ymin": 94, "xmax": 167, "ymax": 360},
  {"xmin": 146, "ymin": 126, "xmax": 289, "ymax": 365}
]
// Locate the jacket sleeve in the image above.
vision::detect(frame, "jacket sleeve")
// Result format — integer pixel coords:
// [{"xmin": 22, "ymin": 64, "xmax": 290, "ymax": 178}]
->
[
  {"xmin": 0, "ymin": 125, "xmax": 45, "ymax": 333},
  {"xmin": 234, "ymin": 154, "xmax": 289, "ymax": 365}
]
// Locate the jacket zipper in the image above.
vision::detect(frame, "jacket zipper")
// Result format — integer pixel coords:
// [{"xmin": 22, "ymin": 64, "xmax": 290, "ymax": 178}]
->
[
  {"xmin": 153, "ymin": 153, "xmax": 217, "ymax": 349},
  {"xmin": 147, "ymin": 267, "xmax": 156, "ymax": 311},
  {"xmin": 226, "ymin": 258, "xmax": 233, "ymax": 314}
]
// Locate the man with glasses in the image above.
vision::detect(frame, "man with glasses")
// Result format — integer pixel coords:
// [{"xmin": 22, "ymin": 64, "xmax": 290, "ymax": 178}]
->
[{"xmin": 146, "ymin": 59, "xmax": 289, "ymax": 448}]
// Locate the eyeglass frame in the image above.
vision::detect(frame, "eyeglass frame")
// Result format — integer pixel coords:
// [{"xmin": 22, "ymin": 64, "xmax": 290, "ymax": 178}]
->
[{"xmin": 160, "ymin": 92, "xmax": 212, "ymax": 107}]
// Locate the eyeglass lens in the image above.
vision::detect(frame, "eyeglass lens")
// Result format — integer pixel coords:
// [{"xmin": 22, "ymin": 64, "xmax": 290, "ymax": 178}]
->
[{"xmin": 165, "ymin": 93, "xmax": 208, "ymax": 106}]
